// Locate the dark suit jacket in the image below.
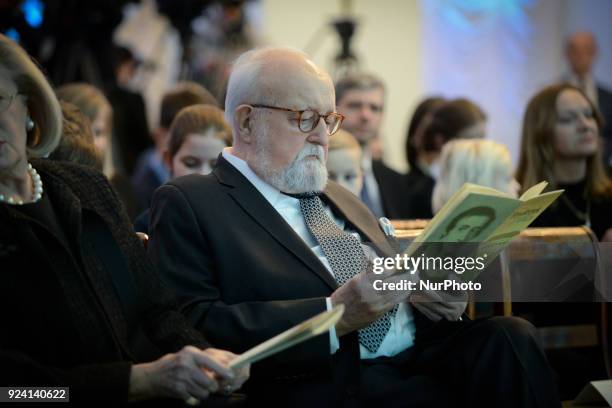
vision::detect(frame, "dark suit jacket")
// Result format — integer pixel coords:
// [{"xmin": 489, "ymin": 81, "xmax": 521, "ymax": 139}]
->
[
  {"xmin": 371, "ymin": 159, "xmax": 413, "ymax": 219},
  {"xmin": 597, "ymin": 85, "xmax": 612, "ymax": 167},
  {"xmin": 0, "ymin": 159, "xmax": 207, "ymax": 405},
  {"xmin": 403, "ymin": 167, "xmax": 435, "ymax": 219},
  {"xmin": 149, "ymin": 155, "xmax": 399, "ymax": 405}
]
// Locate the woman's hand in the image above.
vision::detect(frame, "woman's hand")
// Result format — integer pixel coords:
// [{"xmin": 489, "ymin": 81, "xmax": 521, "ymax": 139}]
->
[
  {"xmin": 128, "ymin": 346, "xmax": 237, "ymax": 402},
  {"xmin": 202, "ymin": 348, "xmax": 250, "ymax": 395}
]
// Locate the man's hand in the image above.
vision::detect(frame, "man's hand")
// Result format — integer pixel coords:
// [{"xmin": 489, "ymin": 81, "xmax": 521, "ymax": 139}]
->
[
  {"xmin": 128, "ymin": 346, "xmax": 248, "ymax": 402},
  {"xmin": 410, "ymin": 287, "xmax": 468, "ymax": 322},
  {"xmin": 330, "ymin": 264, "xmax": 414, "ymax": 337}
]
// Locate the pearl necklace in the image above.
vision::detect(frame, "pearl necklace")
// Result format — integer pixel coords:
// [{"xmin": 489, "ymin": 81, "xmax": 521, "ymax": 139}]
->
[{"xmin": 0, "ymin": 163, "xmax": 44, "ymax": 205}]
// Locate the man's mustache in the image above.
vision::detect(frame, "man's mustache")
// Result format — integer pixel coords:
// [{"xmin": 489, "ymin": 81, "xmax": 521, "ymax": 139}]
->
[{"xmin": 295, "ymin": 144, "xmax": 325, "ymax": 162}]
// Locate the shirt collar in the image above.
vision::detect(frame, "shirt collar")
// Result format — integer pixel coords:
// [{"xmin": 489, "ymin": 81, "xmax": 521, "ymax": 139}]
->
[{"xmin": 361, "ymin": 149, "xmax": 373, "ymax": 172}]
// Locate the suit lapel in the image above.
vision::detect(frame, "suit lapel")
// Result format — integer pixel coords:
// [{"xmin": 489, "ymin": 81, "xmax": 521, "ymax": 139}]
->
[{"xmin": 215, "ymin": 157, "xmax": 338, "ymax": 290}]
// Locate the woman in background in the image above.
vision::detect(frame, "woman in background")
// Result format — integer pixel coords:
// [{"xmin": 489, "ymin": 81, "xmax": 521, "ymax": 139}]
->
[
  {"xmin": 327, "ymin": 129, "xmax": 363, "ymax": 196},
  {"xmin": 404, "ymin": 97, "xmax": 485, "ymax": 219},
  {"xmin": 516, "ymin": 83, "xmax": 612, "ymax": 240},
  {"xmin": 432, "ymin": 139, "xmax": 518, "ymax": 213}
]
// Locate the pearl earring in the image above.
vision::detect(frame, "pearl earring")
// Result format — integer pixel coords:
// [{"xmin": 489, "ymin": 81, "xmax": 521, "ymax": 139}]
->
[{"xmin": 26, "ymin": 116, "xmax": 35, "ymax": 131}]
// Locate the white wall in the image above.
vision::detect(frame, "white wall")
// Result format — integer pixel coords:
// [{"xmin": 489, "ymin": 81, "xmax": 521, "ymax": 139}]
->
[{"xmin": 261, "ymin": 0, "xmax": 423, "ymax": 171}]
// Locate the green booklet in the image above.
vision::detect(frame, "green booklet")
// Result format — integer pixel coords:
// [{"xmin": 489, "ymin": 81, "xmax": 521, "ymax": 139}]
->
[
  {"xmin": 229, "ymin": 305, "xmax": 345, "ymax": 369},
  {"xmin": 404, "ymin": 181, "xmax": 563, "ymax": 281}
]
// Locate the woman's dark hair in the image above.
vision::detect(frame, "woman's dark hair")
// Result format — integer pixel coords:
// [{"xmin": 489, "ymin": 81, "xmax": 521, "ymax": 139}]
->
[
  {"xmin": 422, "ymin": 98, "xmax": 486, "ymax": 153},
  {"xmin": 405, "ymin": 97, "xmax": 446, "ymax": 169}
]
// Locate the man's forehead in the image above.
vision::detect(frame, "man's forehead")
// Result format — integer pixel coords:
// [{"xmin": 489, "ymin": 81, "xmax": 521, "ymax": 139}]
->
[
  {"xmin": 339, "ymin": 88, "xmax": 384, "ymax": 105},
  {"xmin": 259, "ymin": 70, "xmax": 335, "ymax": 110},
  {"xmin": 569, "ymin": 33, "xmax": 595, "ymax": 49}
]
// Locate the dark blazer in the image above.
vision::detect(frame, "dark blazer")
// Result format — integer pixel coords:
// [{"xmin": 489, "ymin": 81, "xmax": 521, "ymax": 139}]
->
[
  {"xmin": 597, "ymin": 85, "xmax": 612, "ymax": 167},
  {"xmin": 149, "ymin": 155, "xmax": 398, "ymax": 405},
  {"xmin": 371, "ymin": 159, "xmax": 413, "ymax": 219},
  {"xmin": 0, "ymin": 159, "xmax": 207, "ymax": 405},
  {"xmin": 403, "ymin": 167, "xmax": 435, "ymax": 220}
]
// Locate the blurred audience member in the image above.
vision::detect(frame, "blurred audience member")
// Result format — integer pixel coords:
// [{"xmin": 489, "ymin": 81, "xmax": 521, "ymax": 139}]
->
[
  {"xmin": 106, "ymin": 45, "xmax": 151, "ymax": 176},
  {"xmin": 55, "ymin": 83, "xmax": 113, "ymax": 166},
  {"xmin": 131, "ymin": 81, "xmax": 219, "ymax": 211},
  {"xmin": 515, "ymin": 82, "xmax": 612, "ymax": 398},
  {"xmin": 134, "ymin": 104, "xmax": 231, "ymax": 233},
  {"xmin": 516, "ymin": 83, "xmax": 612, "ymax": 240},
  {"xmin": 327, "ymin": 129, "xmax": 363, "ymax": 196},
  {"xmin": 335, "ymin": 73, "xmax": 412, "ymax": 219},
  {"xmin": 432, "ymin": 139, "xmax": 518, "ymax": 214},
  {"xmin": 0, "ymin": 33, "xmax": 248, "ymax": 406},
  {"xmin": 564, "ymin": 31, "xmax": 612, "ymax": 167},
  {"xmin": 189, "ymin": 0, "xmax": 260, "ymax": 101},
  {"xmin": 422, "ymin": 98, "xmax": 487, "ymax": 179},
  {"xmin": 411, "ymin": 98, "xmax": 487, "ymax": 218},
  {"xmin": 56, "ymin": 82, "xmax": 139, "ymax": 218},
  {"xmin": 49, "ymin": 101, "xmax": 104, "ymax": 170},
  {"xmin": 404, "ymin": 97, "xmax": 446, "ymax": 219}
]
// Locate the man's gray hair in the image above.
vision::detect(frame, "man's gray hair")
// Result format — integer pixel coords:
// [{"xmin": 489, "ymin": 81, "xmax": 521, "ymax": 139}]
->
[
  {"xmin": 334, "ymin": 72, "xmax": 385, "ymax": 105},
  {"xmin": 224, "ymin": 46, "xmax": 310, "ymax": 136}
]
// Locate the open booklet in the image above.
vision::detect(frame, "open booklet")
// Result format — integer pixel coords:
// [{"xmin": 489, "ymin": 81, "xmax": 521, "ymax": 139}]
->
[
  {"xmin": 403, "ymin": 181, "xmax": 563, "ymax": 281},
  {"xmin": 228, "ymin": 304, "xmax": 345, "ymax": 369}
]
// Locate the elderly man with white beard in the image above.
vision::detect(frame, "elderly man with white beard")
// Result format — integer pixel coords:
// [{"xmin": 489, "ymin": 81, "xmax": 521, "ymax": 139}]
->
[{"xmin": 148, "ymin": 47, "xmax": 560, "ymax": 407}]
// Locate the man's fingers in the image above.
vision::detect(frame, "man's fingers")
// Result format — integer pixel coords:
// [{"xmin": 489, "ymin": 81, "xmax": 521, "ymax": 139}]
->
[
  {"xmin": 190, "ymin": 366, "xmax": 219, "ymax": 394},
  {"xmin": 192, "ymin": 351, "xmax": 234, "ymax": 380}
]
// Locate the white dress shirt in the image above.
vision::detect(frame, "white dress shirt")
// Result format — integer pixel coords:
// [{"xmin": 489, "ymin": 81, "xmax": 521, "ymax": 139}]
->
[{"xmin": 222, "ymin": 148, "xmax": 415, "ymax": 359}]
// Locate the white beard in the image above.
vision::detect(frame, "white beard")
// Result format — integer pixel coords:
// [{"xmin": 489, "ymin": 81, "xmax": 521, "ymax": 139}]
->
[{"xmin": 254, "ymin": 124, "xmax": 328, "ymax": 194}]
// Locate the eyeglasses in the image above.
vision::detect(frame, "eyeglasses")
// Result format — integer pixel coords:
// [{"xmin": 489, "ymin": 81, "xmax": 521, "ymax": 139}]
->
[
  {"xmin": 0, "ymin": 92, "xmax": 18, "ymax": 113},
  {"xmin": 250, "ymin": 104, "xmax": 345, "ymax": 135}
]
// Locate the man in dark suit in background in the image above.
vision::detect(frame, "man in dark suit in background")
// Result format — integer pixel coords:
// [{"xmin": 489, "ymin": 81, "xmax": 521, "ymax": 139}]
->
[
  {"xmin": 565, "ymin": 31, "xmax": 612, "ymax": 169},
  {"xmin": 335, "ymin": 74, "xmax": 412, "ymax": 219},
  {"xmin": 149, "ymin": 47, "xmax": 560, "ymax": 407}
]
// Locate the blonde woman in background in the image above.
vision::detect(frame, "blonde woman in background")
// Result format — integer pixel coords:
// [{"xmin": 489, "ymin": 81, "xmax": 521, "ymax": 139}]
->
[
  {"xmin": 431, "ymin": 139, "xmax": 519, "ymax": 214},
  {"xmin": 327, "ymin": 129, "xmax": 363, "ymax": 196}
]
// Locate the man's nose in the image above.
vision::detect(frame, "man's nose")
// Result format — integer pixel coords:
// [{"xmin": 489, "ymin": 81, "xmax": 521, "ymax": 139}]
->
[
  {"xmin": 307, "ymin": 117, "xmax": 330, "ymax": 146},
  {"xmin": 360, "ymin": 106, "xmax": 373, "ymax": 120}
]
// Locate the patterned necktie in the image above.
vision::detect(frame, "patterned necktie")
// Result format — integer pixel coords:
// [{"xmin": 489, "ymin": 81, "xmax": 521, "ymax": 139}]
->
[{"xmin": 295, "ymin": 192, "xmax": 395, "ymax": 353}]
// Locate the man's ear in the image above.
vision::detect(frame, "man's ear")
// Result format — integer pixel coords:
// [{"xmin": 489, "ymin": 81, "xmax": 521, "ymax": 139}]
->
[{"xmin": 235, "ymin": 105, "xmax": 255, "ymax": 144}]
